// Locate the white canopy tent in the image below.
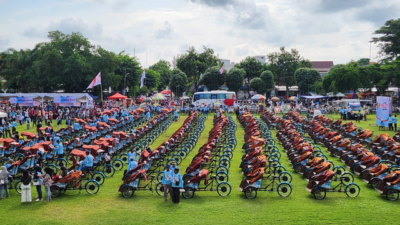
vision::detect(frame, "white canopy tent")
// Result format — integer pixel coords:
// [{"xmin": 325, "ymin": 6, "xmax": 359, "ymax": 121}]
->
[{"xmin": 0, "ymin": 93, "xmax": 93, "ymax": 107}]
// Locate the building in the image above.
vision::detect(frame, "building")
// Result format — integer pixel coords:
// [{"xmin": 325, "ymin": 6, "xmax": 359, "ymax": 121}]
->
[
  {"xmin": 220, "ymin": 59, "xmax": 235, "ymax": 71},
  {"xmin": 254, "ymin": 56, "xmax": 266, "ymax": 65},
  {"xmin": 311, "ymin": 61, "xmax": 334, "ymax": 77}
]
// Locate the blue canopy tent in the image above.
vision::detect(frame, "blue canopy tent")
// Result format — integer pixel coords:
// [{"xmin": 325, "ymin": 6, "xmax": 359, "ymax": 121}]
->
[
  {"xmin": 300, "ymin": 95, "xmax": 328, "ymax": 99},
  {"xmin": 88, "ymin": 94, "xmax": 98, "ymax": 99}
]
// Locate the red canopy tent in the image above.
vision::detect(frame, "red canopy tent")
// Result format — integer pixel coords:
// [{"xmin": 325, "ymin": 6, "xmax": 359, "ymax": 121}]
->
[
  {"xmin": 160, "ymin": 90, "xmax": 172, "ymax": 95},
  {"xmin": 107, "ymin": 92, "xmax": 127, "ymax": 100}
]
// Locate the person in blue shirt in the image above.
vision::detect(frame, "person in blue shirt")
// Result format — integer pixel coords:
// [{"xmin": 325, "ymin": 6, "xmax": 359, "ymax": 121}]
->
[
  {"xmin": 394, "ymin": 115, "xmax": 398, "ymax": 132},
  {"xmin": 343, "ymin": 108, "xmax": 347, "ymax": 120},
  {"xmin": 146, "ymin": 111, "xmax": 151, "ymax": 121},
  {"xmin": 11, "ymin": 121, "xmax": 17, "ymax": 133},
  {"xmin": 174, "ymin": 110, "xmax": 178, "ymax": 121},
  {"xmin": 73, "ymin": 122, "xmax": 80, "ymax": 132},
  {"xmin": 204, "ymin": 106, "xmax": 209, "ymax": 115},
  {"xmin": 389, "ymin": 115, "xmax": 394, "ymax": 131},
  {"xmin": 161, "ymin": 165, "xmax": 173, "ymax": 202},
  {"xmin": 0, "ymin": 126, "xmax": 3, "ymax": 138},
  {"xmin": 127, "ymin": 149, "xmax": 136, "ymax": 162},
  {"xmin": 66, "ymin": 117, "xmax": 71, "ymax": 126},
  {"xmin": 5, "ymin": 159, "xmax": 13, "ymax": 169},
  {"xmin": 55, "ymin": 140, "xmax": 64, "ymax": 159},
  {"xmin": 124, "ymin": 158, "xmax": 138, "ymax": 176},
  {"xmin": 80, "ymin": 152, "xmax": 94, "ymax": 174},
  {"xmin": 171, "ymin": 168, "xmax": 183, "ymax": 204}
]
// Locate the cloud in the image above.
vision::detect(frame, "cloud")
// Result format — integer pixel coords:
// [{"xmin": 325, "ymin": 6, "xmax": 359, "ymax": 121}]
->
[
  {"xmin": 48, "ymin": 18, "xmax": 103, "ymax": 40},
  {"xmin": 186, "ymin": 0, "xmax": 239, "ymax": 8},
  {"xmin": 353, "ymin": 4, "xmax": 400, "ymax": 26},
  {"xmin": 21, "ymin": 27, "xmax": 46, "ymax": 38},
  {"xmin": 0, "ymin": 36, "xmax": 9, "ymax": 50},
  {"xmin": 297, "ymin": 0, "xmax": 374, "ymax": 13},
  {"xmin": 154, "ymin": 21, "xmax": 174, "ymax": 39}
]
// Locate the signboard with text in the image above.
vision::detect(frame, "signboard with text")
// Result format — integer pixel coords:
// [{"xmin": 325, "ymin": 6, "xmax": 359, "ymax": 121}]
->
[
  {"xmin": 9, "ymin": 97, "xmax": 33, "ymax": 104},
  {"xmin": 54, "ymin": 96, "xmax": 76, "ymax": 103},
  {"xmin": 376, "ymin": 96, "xmax": 392, "ymax": 126}
]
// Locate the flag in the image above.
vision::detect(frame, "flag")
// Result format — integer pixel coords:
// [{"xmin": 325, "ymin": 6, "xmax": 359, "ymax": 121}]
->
[
  {"xmin": 140, "ymin": 70, "xmax": 146, "ymax": 88},
  {"xmin": 219, "ymin": 66, "xmax": 224, "ymax": 74},
  {"xmin": 87, "ymin": 72, "xmax": 101, "ymax": 89}
]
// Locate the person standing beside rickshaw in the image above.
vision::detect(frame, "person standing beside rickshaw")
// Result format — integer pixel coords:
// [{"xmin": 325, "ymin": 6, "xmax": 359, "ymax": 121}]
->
[
  {"xmin": 171, "ymin": 168, "xmax": 183, "ymax": 204},
  {"xmin": 80, "ymin": 151, "xmax": 94, "ymax": 176},
  {"xmin": 162, "ymin": 165, "xmax": 173, "ymax": 202}
]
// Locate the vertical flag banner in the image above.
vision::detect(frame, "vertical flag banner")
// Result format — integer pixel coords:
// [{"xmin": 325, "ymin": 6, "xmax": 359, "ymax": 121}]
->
[
  {"xmin": 376, "ymin": 96, "xmax": 392, "ymax": 126},
  {"xmin": 219, "ymin": 66, "xmax": 224, "ymax": 74},
  {"xmin": 87, "ymin": 72, "xmax": 101, "ymax": 89},
  {"xmin": 140, "ymin": 70, "xmax": 146, "ymax": 88}
]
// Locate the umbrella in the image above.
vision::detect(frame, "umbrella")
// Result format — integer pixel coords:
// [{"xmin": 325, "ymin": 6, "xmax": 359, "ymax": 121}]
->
[
  {"xmin": 214, "ymin": 102, "xmax": 221, "ymax": 105},
  {"xmin": 145, "ymin": 97, "xmax": 152, "ymax": 102},
  {"xmin": 160, "ymin": 90, "xmax": 172, "ymax": 95},
  {"xmin": 251, "ymin": 94, "xmax": 266, "ymax": 100},
  {"xmin": 181, "ymin": 96, "xmax": 190, "ymax": 100},
  {"xmin": 153, "ymin": 93, "xmax": 166, "ymax": 100},
  {"xmin": 271, "ymin": 97, "xmax": 280, "ymax": 101},
  {"xmin": 347, "ymin": 93, "xmax": 362, "ymax": 99},
  {"xmin": 153, "ymin": 103, "xmax": 159, "ymax": 106},
  {"xmin": 288, "ymin": 96, "xmax": 298, "ymax": 101}
]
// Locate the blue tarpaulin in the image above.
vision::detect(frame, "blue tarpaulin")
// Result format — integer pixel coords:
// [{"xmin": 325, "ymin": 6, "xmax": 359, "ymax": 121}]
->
[{"xmin": 88, "ymin": 94, "xmax": 98, "ymax": 99}]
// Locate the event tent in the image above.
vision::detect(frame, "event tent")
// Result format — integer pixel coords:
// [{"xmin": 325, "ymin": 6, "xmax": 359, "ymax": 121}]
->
[
  {"xmin": 0, "ymin": 93, "xmax": 93, "ymax": 105},
  {"xmin": 107, "ymin": 92, "xmax": 127, "ymax": 100}
]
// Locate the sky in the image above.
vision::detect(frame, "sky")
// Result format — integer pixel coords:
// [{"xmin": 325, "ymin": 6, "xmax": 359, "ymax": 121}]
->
[{"xmin": 0, "ymin": 0, "xmax": 399, "ymax": 68}]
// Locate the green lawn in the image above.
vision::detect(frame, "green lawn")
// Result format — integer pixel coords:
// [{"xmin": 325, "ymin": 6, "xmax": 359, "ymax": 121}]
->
[{"xmin": 0, "ymin": 114, "xmax": 399, "ymax": 224}]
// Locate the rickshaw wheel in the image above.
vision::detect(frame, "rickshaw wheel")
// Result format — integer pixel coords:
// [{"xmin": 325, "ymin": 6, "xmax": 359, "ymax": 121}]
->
[
  {"xmin": 370, "ymin": 178, "xmax": 381, "ymax": 190},
  {"xmin": 50, "ymin": 185, "xmax": 61, "ymax": 197},
  {"xmin": 177, "ymin": 150, "xmax": 187, "ymax": 159},
  {"xmin": 217, "ymin": 166, "xmax": 229, "ymax": 174},
  {"xmin": 182, "ymin": 187, "xmax": 195, "ymax": 199},
  {"xmin": 112, "ymin": 160, "xmax": 124, "ymax": 171},
  {"xmin": 85, "ymin": 181, "xmax": 100, "ymax": 195},
  {"xmin": 340, "ymin": 172, "xmax": 354, "ymax": 184},
  {"xmin": 92, "ymin": 173, "xmax": 105, "ymax": 185},
  {"xmin": 216, "ymin": 172, "xmax": 229, "ymax": 183},
  {"xmin": 279, "ymin": 172, "xmax": 292, "ymax": 183},
  {"xmin": 219, "ymin": 159, "xmax": 231, "ymax": 169},
  {"xmin": 217, "ymin": 182, "xmax": 232, "ymax": 197},
  {"xmin": 121, "ymin": 186, "xmax": 134, "ymax": 198},
  {"xmin": 244, "ymin": 187, "xmax": 257, "ymax": 199},
  {"xmin": 156, "ymin": 172, "xmax": 164, "ymax": 182},
  {"xmin": 155, "ymin": 182, "xmax": 164, "ymax": 196},
  {"xmin": 314, "ymin": 187, "xmax": 326, "ymax": 200},
  {"xmin": 293, "ymin": 164, "xmax": 302, "ymax": 173},
  {"xmin": 345, "ymin": 183, "xmax": 360, "ymax": 198},
  {"xmin": 14, "ymin": 181, "xmax": 23, "ymax": 194},
  {"xmin": 119, "ymin": 154, "xmax": 128, "ymax": 164},
  {"xmin": 386, "ymin": 189, "xmax": 399, "ymax": 201},
  {"xmin": 277, "ymin": 183, "xmax": 292, "ymax": 197},
  {"xmin": 103, "ymin": 165, "xmax": 115, "ymax": 177}
]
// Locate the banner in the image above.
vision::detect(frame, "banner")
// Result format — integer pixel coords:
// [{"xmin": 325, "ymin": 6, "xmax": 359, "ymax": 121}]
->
[
  {"xmin": 376, "ymin": 96, "xmax": 392, "ymax": 126},
  {"xmin": 9, "ymin": 97, "xmax": 33, "ymax": 104},
  {"xmin": 59, "ymin": 102, "xmax": 80, "ymax": 107},
  {"xmin": 54, "ymin": 96, "xmax": 76, "ymax": 103}
]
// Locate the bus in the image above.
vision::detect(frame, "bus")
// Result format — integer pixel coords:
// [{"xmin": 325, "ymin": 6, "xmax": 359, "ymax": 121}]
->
[{"xmin": 192, "ymin": 90, "xmax": 236, "ymax": 106}]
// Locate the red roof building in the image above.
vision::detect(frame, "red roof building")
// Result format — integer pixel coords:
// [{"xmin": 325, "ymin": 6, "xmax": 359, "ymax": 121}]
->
[{"xmin": 311, "ymin": 61, "xmax": 334, "ymax": 77}]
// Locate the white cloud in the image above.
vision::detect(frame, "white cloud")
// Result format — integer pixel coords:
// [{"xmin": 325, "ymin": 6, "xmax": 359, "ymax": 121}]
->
[{"xmin": 0, "ymin": 0, "xmax": 393, "ymax": 66}]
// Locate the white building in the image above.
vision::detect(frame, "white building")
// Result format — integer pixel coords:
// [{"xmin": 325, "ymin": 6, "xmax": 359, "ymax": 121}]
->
[
  {"xmin": 254, "ymin": 56, "xmax": 266, "ymax": 65},
  {"xmin": 220, "ymin": 59, "xmax": 235, "ymax": 71}
]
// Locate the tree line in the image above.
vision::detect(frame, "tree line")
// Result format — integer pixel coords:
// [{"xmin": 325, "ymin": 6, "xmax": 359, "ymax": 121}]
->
[{"xmin": 0, "ymin": 18, "xmax": 399, "ymax": 97}]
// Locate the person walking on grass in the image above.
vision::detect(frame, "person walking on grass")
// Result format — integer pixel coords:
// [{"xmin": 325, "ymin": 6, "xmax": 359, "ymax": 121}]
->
[
  {"xmin": 389, "ymin": 115, "xmax": 393, "ymax": 131},
  {"xmin": 42, "ymin": 168, "xmax": 53, "ymax": 203},
  {"xmin": 26, "ymin": 116, "xmax": 31, "ymax": 130},
  {"xmin": 395, "ymin": 115, "xmax": 398, "ymax": 132},
  {"xmin": 20, "ymin": 170, "xmax": 32, "ymax": 204},
  {"xmin": 162, "ymin": 165, "xmax": 173, "ymax": 202},
  {"xmin": 171, "ymin": 168, "xmax": 183, "ymax": 204},
  {"xmin": 0, "ymin": 166, "xmax": 9, "ymax": 200},
  {"xmin": 33, "ymin": 164, "xmax": 43, "ymax": 202}
]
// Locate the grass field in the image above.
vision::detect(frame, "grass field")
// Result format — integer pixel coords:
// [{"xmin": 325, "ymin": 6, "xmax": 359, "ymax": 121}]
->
[{"xmin": 1, "ymin": 113, "xmax": 399, "ymax": 224}]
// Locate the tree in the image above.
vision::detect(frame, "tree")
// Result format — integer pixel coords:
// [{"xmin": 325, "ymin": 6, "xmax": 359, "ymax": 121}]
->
[
  {"xmin": 249, "ymin": 77, "xmax": 266, "ymax": 94},
  {"xmin": 325, "ymin": 62, "xmax": 362, "ymax": 93},
  {"xmin": 226, "ymin": 67, "xmax": 245, "ymax": 93},
  {"xmin": 169, "ymin": 68, "xmax": 188, "ymax": 96},
  {"xmin": 176, "ymin": 46, "xmax": 220, "ymax": 91},
  {"xmin": 149, "ymin": 60, "xmax": 172, "ymax": 91},
  {"xmin": 199, "ymin": 66, "xmax": 225, "ymax": 91},
  {"xmin": 357, "ymin": 58, "xmax": 370, "ymax": 67},
  {"xmin": 294, "ymin": 68, "xmax": 322, "ymax": 94},
  {"xmin": 372, "ymin": 18, "xmax": 400, "ymax": 62},
  {"xmin": 267, "ymin": 47, "xmax": 311, "ymax": 96},
  {"xmin": 234, "ymin": 57, "xmax": 264, "ymax": 93},
  {"xmin": 260, "ymin": 70, "xmax": 274, "ymax": 91},
  {"xmin": 144, "ymin": 69, "xmax": 160, "ymax": 91}
]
